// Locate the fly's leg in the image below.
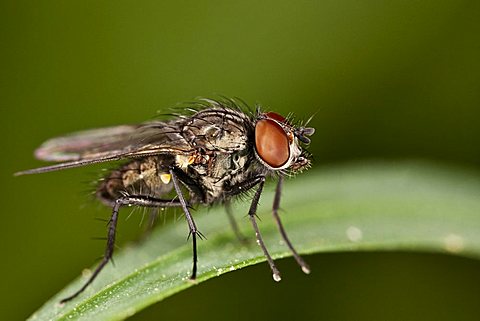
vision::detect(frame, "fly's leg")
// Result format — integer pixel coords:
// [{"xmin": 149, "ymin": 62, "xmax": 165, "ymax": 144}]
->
[
  {"xmin": 272, "ymin": 176, "xmax": 310, "ymax": 274},
  {"xmin": 247, "ymin": 177, "xmax": 282, "ymax": 281},
  {"xmin": 224, "ymin": 175, "xmax": 281, "ymax": 281},
  {"xmin": 60, "ymin": 196, "xmax": 181, "ymax": 304},
  {"xmin": 60, "ymin": 200, "xmax": 121, "ymax": 304},
  {"xmin": 169, "ymin": 168, "xmax": 204, "ymax": 280},
  {"xmin": 224, "ymin": 200, "xmax": 248, "ymax": 243}
]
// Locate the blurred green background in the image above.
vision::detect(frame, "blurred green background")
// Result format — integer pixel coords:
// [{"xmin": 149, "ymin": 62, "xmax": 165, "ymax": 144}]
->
[{"xmin": 1, "ymin": 1, "xmax": 480, "ymax": 320}]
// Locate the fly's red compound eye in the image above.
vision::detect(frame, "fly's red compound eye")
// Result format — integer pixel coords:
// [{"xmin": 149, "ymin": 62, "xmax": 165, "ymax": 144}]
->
[{"xmin": 255, "ymin": 119, "xmax": 290, "ymax": 168}]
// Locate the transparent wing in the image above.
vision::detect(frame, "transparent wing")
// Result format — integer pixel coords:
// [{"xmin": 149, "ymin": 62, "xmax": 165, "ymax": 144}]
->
[
  {"xmin": 16, "ymin": 121, "xmax": 193, "ymax": 175},
  {"xmin": 34, "ymin": 125, "xmax": 140, "ymax": 162}
]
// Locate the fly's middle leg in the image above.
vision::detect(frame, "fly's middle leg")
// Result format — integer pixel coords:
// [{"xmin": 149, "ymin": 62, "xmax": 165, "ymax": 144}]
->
[
  {"xmin": 224, "ymin": 200, "xmax": 248, "ymax": 243},
  {"xmin": 169, "ymin": 167, "xmax": 205, "ymax": 281}
]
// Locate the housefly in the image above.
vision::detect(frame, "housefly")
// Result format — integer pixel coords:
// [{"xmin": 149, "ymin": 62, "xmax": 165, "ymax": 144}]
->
[{"xmin": 16, "ymin": 98, "xmax": 315, "ymax": 303}]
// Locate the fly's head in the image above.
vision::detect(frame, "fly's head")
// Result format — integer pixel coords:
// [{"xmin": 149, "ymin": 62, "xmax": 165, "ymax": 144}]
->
[{"xmin": 253, "ymin": 111, "xmax": 315, "ymax": 174}]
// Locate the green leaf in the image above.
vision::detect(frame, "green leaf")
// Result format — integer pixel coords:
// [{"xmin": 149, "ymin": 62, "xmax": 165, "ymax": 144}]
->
[{"xmin": 29, "ymin": 162, "xmax": 480, "ymax": 321}]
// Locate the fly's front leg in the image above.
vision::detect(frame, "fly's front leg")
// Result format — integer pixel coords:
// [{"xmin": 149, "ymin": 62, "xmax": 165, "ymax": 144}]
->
[
  {"xmin": 224, "ymin": 175, "xmax": 265, "ymax": 197},
  {"xmin": 273, "ymin": 176, "xmax": 310, "ymax": 274},
  {"xmin": 226, "ymin": 176, "xmax": 282, "ymax": 281},
  {"xmin": 169, "ymin": 167, "xmax": 204, "ymax": 280},
  {"xmin": 247, "ymin": 177, "xmax": 282, "ymax": 282},
  {"xmin": 60, "ymin": 196, "xmax": 181, "ymax": 304}
]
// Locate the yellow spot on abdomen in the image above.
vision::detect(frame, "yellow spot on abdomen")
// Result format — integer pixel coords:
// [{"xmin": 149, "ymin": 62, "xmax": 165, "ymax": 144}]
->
[{"xmin": 160, "ymin": 174, "xmax": 171, "ymax": 184}]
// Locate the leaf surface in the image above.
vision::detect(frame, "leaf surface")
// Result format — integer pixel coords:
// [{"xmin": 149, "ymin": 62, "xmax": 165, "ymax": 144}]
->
[{"xmin": 29, "ymin": 162, "xmax": 480, "ymax": 321}]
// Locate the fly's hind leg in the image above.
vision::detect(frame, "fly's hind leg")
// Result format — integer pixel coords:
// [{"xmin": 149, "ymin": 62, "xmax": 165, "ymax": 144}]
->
[{"xmin": 60, "ymin": 196, "xmax": 181, "ymax": 304}]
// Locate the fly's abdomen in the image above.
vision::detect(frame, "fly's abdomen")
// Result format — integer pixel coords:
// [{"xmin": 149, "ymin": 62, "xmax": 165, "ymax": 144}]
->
[{"xmin": 96, "ymin": 156, "xmax": 174, "ymax": 205}]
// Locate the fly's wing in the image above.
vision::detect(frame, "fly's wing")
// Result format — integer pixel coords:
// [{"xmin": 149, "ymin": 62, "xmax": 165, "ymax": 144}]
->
[
  {"xmin": 16, "ymin": 121, "xmax": 193, "ymax": 175},
  {"xmin": 34, "ymin": 125, "xmax": 141, "ymax": 162}
]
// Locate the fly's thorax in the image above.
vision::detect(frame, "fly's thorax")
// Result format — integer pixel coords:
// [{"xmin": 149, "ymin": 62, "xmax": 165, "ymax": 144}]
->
[
  {"xmin": 181, "ymin": 147, "xmax": 254, "ymax": 203},
  {"xmin": 181, "ymin": 108, "xmax": 252, "ymax": 153},
  {"xmin": 209, "ymin": 150, "xmax": 251, "ymax": 182}
]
